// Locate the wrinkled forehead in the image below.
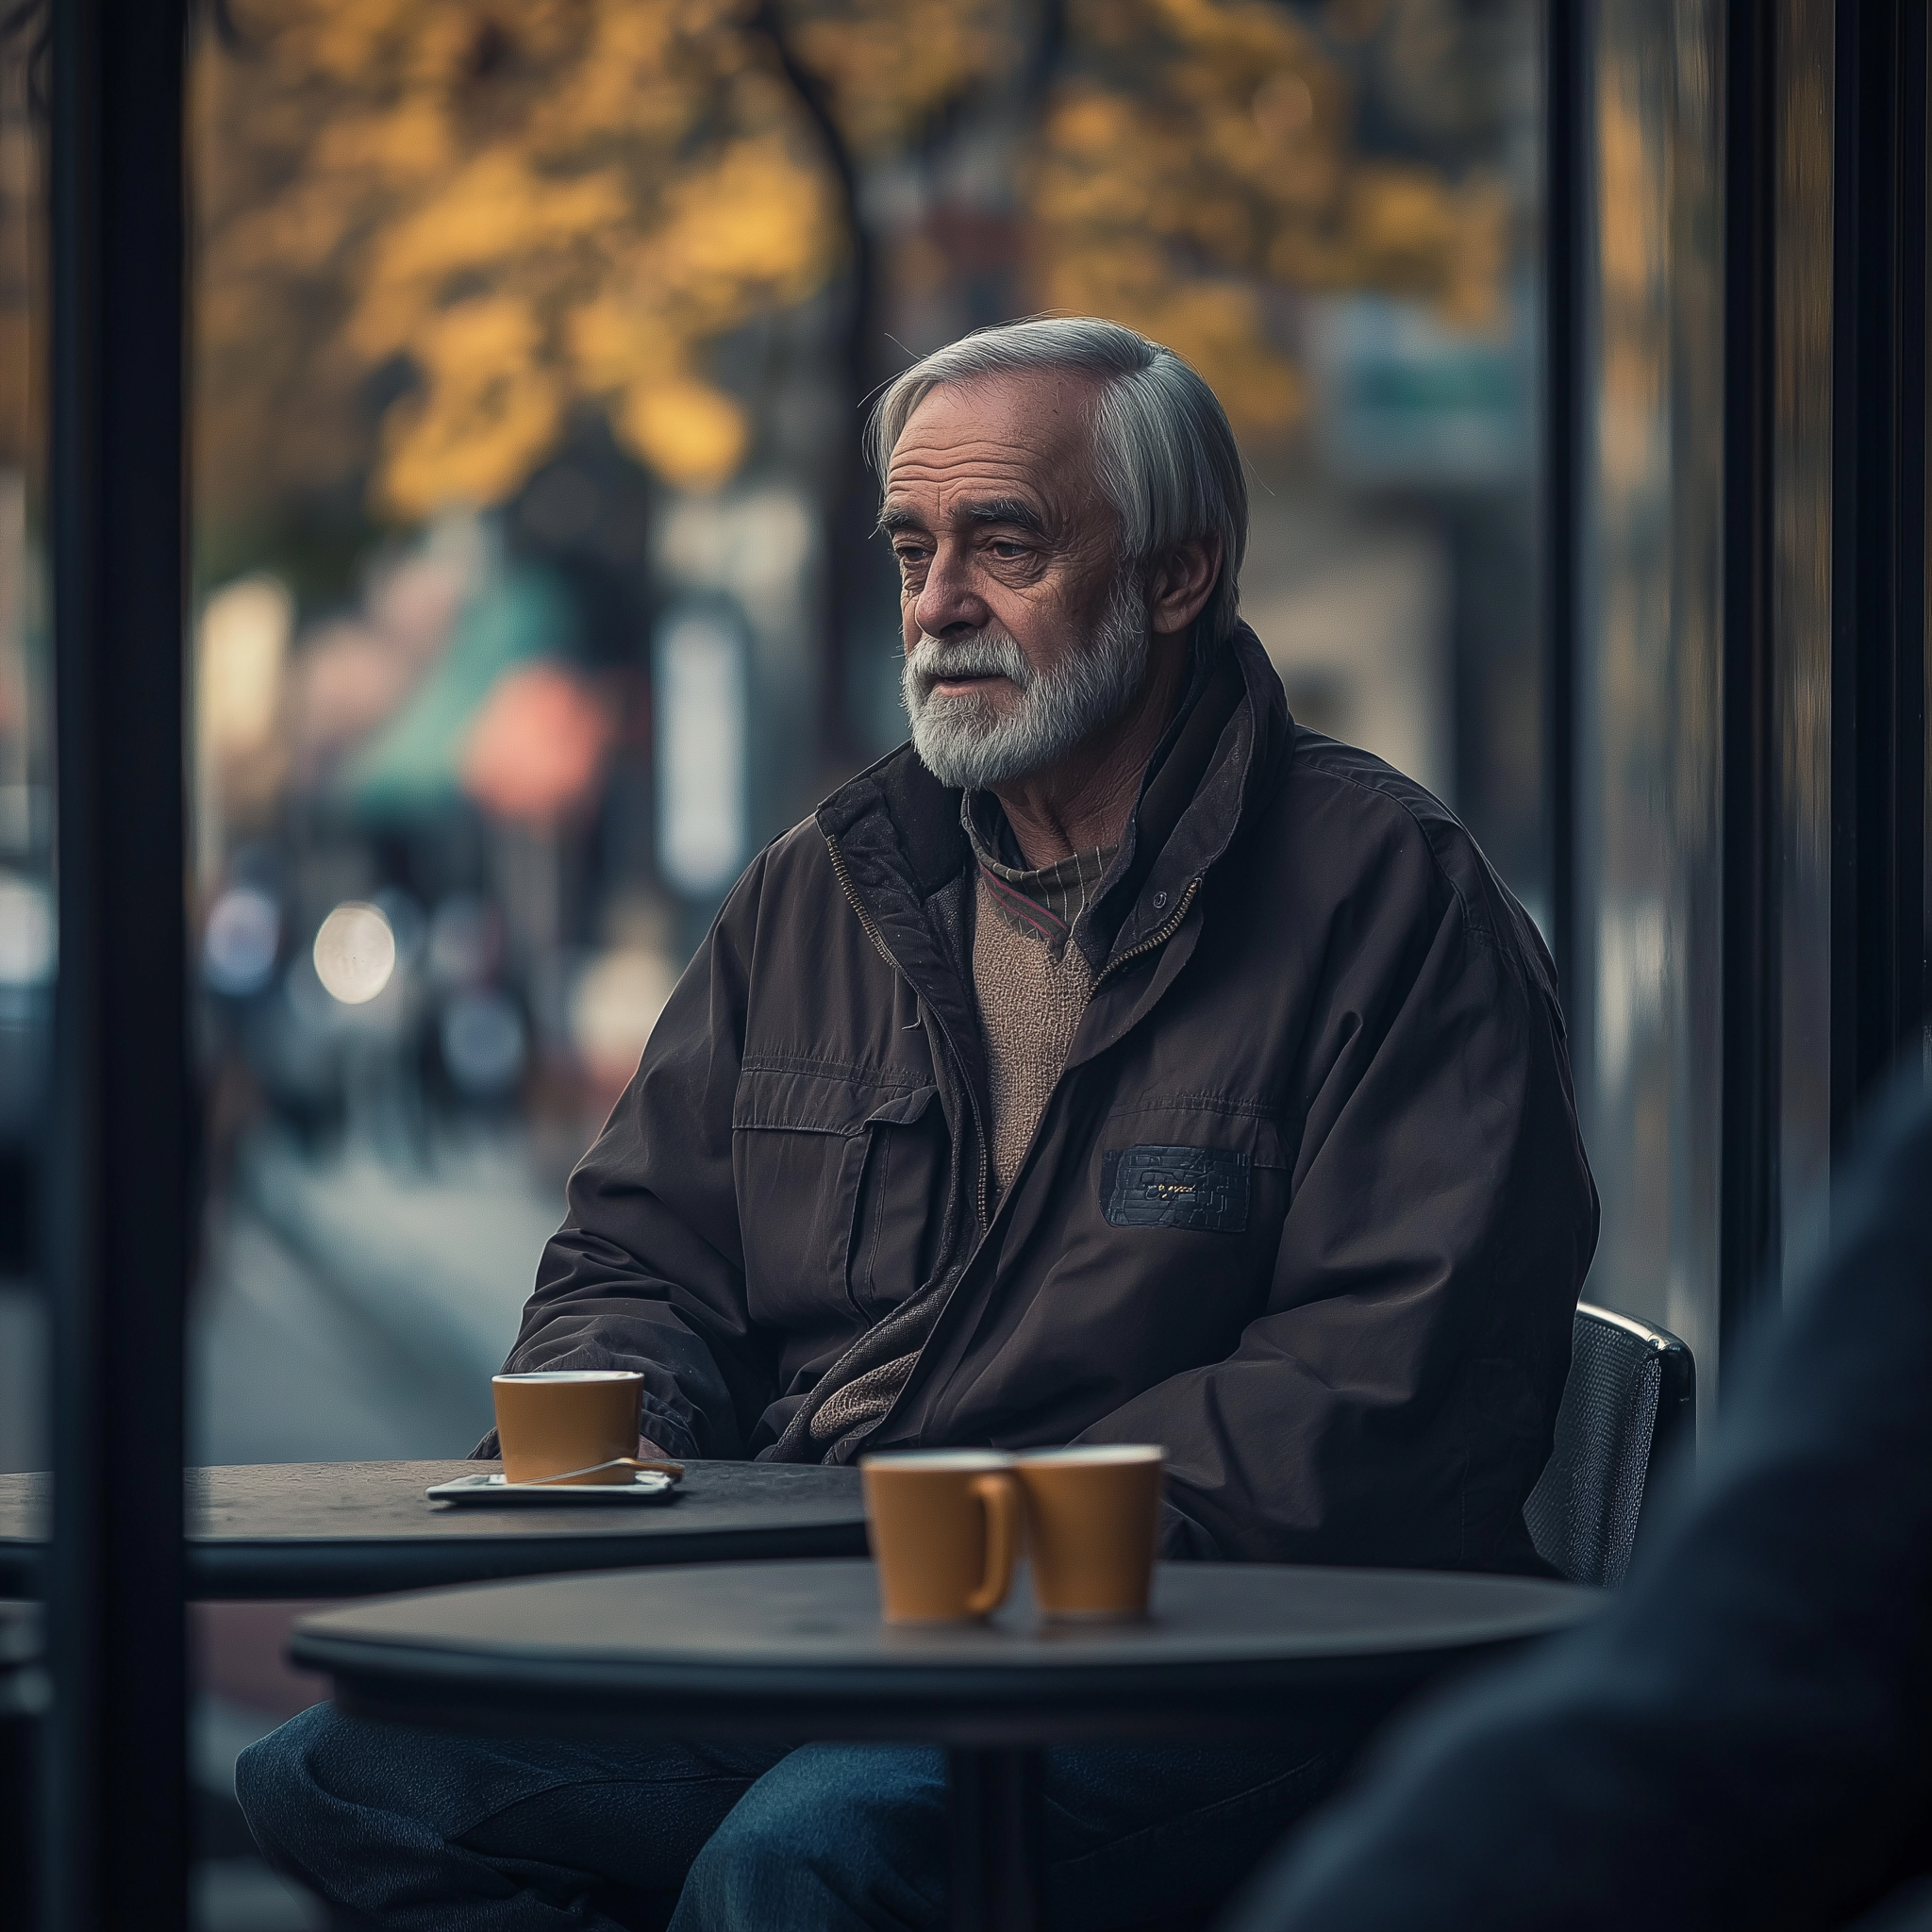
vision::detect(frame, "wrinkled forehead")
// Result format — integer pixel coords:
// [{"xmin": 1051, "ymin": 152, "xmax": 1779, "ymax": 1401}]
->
[{"xmin": 882, "ymin": 368, "xmax": 1110, "ymax": 531}]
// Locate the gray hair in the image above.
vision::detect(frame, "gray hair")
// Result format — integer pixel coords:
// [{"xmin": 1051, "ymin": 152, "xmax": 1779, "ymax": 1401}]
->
[{"xmin": 867, "ymin": 317, "xmax": 1248, "ymax": 645}]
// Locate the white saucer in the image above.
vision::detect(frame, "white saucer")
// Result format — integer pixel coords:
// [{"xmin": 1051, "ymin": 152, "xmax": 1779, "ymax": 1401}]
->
[{"xmin": 425, "ymin": 1471, "xmax": 680, "ymax": 1508}]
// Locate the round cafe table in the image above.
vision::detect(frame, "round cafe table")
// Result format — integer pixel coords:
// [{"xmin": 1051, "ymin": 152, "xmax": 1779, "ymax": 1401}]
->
[
  {"xmin": 0, "ymin": 1460, "xmax": 869, "ymax": 1600},
  {"xmin": 293, "ymin": 1557, "xmax": 1596, "ymax": 1932}
]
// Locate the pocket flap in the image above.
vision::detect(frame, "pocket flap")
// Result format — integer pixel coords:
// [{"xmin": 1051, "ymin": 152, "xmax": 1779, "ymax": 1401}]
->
[
  {"xmin": 862, "ymin": 1086, "xmax": 939, "ymax": 1129},
  {"xmin": 733, "ymin": 1058, "xmax": 937, "ymax": 1138},
  {"xmin": 1099, "ymin": 1098, "xmax": 1293, "ymax": 1172}
]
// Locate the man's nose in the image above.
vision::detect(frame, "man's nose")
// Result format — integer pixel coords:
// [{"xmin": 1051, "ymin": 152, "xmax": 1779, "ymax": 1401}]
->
[{"xmin": 909, "ymin": 549, "xmax": 990, "ymax": 638}]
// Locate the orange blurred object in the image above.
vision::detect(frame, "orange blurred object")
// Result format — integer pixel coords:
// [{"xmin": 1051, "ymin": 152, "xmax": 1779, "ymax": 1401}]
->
[{"xmin": 460, "ymin": 661, "xmax": 616, "ymax": 826}]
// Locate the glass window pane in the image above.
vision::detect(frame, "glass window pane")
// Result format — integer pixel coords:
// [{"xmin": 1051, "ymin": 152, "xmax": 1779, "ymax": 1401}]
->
[
  {"xmin": 1774, "ymin": 0, "xmax": 1834, "ymax": 1293},
  {"xmin": 1574, "ymin": 0, "xmax": 1724, "ymax": 1382},
  {"xmin": 0, "ymin": 9, "xmax": 48, "ymax": 1482},
  {"xmin": 187, "ymin": 0, "xmax": 1551, "ymax": 1468},
  {"xmin": 182, "ymin": 5, "xmax": 1547, "ymax": 1894}
]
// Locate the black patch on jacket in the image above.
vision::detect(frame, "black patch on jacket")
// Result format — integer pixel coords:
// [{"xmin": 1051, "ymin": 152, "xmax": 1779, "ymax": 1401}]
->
[{"xmin": 1101, "ymin": 1145, "xmax": 1251, "ymax": 1232}]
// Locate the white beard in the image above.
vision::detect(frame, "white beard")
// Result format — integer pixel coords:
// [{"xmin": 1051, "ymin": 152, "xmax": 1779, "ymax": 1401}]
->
[{"xmin": 901, "ymin": 581, "xmax": 1150, "ymax": 791}]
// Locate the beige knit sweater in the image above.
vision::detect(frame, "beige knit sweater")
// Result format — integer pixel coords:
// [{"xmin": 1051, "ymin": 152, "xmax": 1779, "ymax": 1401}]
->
[{"xmin": 972, "ymin": 843, "xmax": 1112, "ymax": 1195}]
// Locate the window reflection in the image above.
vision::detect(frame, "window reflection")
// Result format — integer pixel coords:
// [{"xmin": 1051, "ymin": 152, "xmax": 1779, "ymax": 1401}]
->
[
  {"xmin": 0, "ymin": 14, "xmax": 45, "ymax": 1481},
  {"xmin": 171, "ymin": 8, "xmax": 1552, "ymax": 1887},
  {"xmin": 1574, "ymin": 0, "xmax": 1724, "ymax": 1392},
  {"xmin": 1774, "ymin": 0, "xmax": 1834, "ymax": 1291},
  {"xmin": 184, "ymin": 0, "xmax": 1552, "ymax": 1488},
  {"xmin": 0, "ymin": 1, "xmax": 1916, "ymax": 1924}
]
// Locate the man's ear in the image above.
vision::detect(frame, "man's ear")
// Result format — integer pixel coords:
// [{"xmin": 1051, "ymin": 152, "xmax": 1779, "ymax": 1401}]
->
[{"xmin": 1146, "ymin": 535, "xmax": 1223, "ymax": 637}]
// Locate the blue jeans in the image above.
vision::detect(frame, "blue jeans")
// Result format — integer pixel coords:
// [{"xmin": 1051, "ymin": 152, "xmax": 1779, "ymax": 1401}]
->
[{"xmin": 237, "ymin": 1703, "xmax": 1339, "ymax": 1932}]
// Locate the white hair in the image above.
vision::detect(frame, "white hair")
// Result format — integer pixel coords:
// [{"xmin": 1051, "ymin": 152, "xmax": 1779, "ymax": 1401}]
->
[{"xmin": 868, "ymin": 316, "xmax": 1248, "ymax": 644}]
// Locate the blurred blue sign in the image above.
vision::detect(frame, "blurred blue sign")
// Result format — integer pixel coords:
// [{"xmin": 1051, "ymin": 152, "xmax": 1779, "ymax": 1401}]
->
[{"xmin": 1305, "ymin": 291, "xmax": 1532, "ymax": 487}]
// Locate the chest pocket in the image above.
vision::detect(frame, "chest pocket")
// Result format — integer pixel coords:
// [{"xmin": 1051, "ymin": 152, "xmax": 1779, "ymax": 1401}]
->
[
  {"xmin": 846, "ymin": 1085, "xmax": 948, "ymax": 1320},
  {"xmin": 731, "ymin": 1060, "xmax": 947, "ymax": 1328}
]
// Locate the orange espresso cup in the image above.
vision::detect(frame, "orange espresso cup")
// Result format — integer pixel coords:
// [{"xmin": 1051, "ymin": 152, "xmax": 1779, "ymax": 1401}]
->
[
  {"xmin": 861, "ymin": 1450, "xmax": 1021, "ymax": 1624},
  {"xmin": 492, "ymin": 1370, "xmax": 643, "ymax": 1486},
  {"xmin": 1013, "ymin": 1445, "xmax": 1165, "ymax": 1621}
]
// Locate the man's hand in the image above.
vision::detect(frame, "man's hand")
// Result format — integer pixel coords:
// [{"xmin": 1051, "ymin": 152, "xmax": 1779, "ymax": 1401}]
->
[{"xmin": 639, "ymin": 1434, "xmax": 671, "ymax": 1460}]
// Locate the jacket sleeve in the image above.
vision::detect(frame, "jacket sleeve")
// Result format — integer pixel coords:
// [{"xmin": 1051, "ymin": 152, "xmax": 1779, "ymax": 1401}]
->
[
  {"xmin": 493, "ymin": 855, "xmax": 777, "ymax": 1459},
  {"xmin": 1081, "ymin": 811, "xmax": 1597, "ymax": 1569}
]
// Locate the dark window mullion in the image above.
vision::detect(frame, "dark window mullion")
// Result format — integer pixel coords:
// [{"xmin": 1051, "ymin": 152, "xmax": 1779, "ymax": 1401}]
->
[
  {"xmin": 45, "ymin": 4, "xmax": 192, "ymax": 1930},
  {"xmin": 1544, "ymin": 0, "xmax": 1590, "ymax": 1041},
  {"xmin": 1719, "ymin": 0, "xmax": 1782, "ymax": 1347},
  {"xmin": 1829, "ymin": 0, "xmax": 1929, "ymax": 1149}
]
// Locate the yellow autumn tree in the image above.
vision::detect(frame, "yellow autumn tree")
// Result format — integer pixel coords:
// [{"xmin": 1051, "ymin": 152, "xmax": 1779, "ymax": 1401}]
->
[
  {"xmin": 789, "ymin": 0, "xmax": 1024, "ymax": 154},
  {"xmin": 195, "ymin": 0, "xmax": 845, "ymax": 525},
  {"xmin": 190, "ymin": 0, "xmax": 1514, "ymax": 532},
  {"xmin": 1029, "ymin": 0, "xmax": 1513, "ymax": 439}
]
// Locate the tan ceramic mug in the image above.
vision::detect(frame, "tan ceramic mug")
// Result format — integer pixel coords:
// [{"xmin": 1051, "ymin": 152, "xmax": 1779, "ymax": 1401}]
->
[
  {"xmin": 1013, "ymin": 1444, "xmax": 1165, "ymax": 1620},
  {"xmin": 860, "ymin": 1450, "xmax": 1021, "ymax": 1624},
  {"xmin": 492, "ymin": 1370, "xmax": 644, "ymax": 1486}
]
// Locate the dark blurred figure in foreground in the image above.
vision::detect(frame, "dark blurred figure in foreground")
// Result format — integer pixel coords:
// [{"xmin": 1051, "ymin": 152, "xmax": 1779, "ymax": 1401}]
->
[{"xmin": 1224, "ymin": 1073, "xmax": 1932, "ymax": 1932}]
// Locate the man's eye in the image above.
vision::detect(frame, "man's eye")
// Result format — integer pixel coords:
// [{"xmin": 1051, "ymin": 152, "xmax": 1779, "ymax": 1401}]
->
[
  {"xmin": 989, "ymin": 541, "xmax": 1026, "ymax": 559},
  {"xmin": 893, "ymin": 547, "xmax": 929, "ymax": 569}
]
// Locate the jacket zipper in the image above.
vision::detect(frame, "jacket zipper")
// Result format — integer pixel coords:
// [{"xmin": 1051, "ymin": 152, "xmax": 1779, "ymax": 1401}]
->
[
  {"xmin": 1092, "ymin": 875, "xmax": 1203, "ymax": 990},
  {"xmin": 824, "ymin": 831, "xmax": 896, "ymax": 969},
  {"xmin": 824, "ymin": 832, "xmax": 991, "ymax": 1231}
]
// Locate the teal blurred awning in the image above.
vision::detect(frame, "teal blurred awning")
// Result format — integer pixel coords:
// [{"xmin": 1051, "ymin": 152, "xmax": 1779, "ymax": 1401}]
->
[{"xmin": 341, "ymin": 564, "xmax": 576, "ymax": 820}]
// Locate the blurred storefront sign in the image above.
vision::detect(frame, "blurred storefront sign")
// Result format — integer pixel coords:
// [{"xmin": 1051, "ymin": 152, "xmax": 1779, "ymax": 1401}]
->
[
  {"xmin": 655, "ymin": 485, "xmax": 820, "ymax": 849},
  {"xmin": 1304, "ymin": 292, "xmax": 1533, "ymax": 487},
  {"xmin": 0, "ymin": 870, "xmax": 53, "ymax": 990},
  {"xmin": 653, "ymin": 602, "xmax": 749, "ymax": 899},
  {"xmin": 195, "ymin": 575, "xmax": 294, "ymax": 886},
  {"xmin": 1241, "ymin": 508, "xmax": 1453, "ymax": 808}
]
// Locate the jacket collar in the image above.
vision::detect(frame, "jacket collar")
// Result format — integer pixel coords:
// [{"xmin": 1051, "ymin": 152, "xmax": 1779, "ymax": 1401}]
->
[{"xmin": 816, "ymin": 622, "xmax": 1292, "ymax": 984}]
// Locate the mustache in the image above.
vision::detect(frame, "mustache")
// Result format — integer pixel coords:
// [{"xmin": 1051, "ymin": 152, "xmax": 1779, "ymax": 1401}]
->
[{"xmin": 904, "ymin": 630, "xmax": 1036, "ymax": 696}]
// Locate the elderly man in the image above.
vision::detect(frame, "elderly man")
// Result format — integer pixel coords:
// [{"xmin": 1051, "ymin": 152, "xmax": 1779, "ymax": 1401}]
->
[{"xmin": 239, "ymin": 318, "xmax": 1596, "ymax": 1931}]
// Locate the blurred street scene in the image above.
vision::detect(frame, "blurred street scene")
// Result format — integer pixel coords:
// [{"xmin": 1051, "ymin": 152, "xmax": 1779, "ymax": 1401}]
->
[
  {"xmin": 0, "ymin": 6, "xmax": 1545, "ymax": 1919},
  {"xmin": 1, "ymin": 0, "xmax": 1548, "ymax": 1472}
]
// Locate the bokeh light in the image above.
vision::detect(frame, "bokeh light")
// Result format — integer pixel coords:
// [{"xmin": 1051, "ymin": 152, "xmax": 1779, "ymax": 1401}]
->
[
  {"xmin": 571, "ymin": 946, "xmax": 676, "ymax": 1091},
  {"xmin": 441, "ymin": 991, "xmax": 526, "ymax": 1098},
  {"xmin": 312, "ymin": 902, "xmax": 397, "ymax": 1007},
  {"xmin": 202, "ymin": 886, "xmax": 280, "ymax": 997}
]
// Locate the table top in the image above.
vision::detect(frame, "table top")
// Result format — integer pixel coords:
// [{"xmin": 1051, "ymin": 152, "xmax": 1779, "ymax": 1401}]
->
[
  {"xmin": 294, "ymin": 1557, "xmax": 1597, "ymax": 1747},
  {"xmin": 0, "ymin": 1461, "xmax": 869, "ymax": 1600}
]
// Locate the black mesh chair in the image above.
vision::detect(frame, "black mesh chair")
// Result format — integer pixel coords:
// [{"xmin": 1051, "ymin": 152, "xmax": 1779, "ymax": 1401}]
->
[{"xmin": 1523, "ymin": 1303, "xmax": 1696, "ymax": 1589}]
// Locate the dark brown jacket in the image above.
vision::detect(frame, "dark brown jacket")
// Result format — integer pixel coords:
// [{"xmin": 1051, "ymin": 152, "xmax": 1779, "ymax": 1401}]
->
[{"xmin": 504, "ymin": 629, "xmax": 1597, "ymax": 1570}]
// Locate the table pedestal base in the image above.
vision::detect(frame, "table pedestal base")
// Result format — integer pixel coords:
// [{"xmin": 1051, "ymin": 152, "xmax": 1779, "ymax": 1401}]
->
[{"xmin": 946, "ymin": 1746, "xmax": 1042, "ymax": 1932}]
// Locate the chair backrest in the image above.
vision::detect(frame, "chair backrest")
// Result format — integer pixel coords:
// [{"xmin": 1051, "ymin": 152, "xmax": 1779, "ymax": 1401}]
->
[{"xmin": 1523, "ymin": 1302, "xmax": 1696, "ymax": 1589}]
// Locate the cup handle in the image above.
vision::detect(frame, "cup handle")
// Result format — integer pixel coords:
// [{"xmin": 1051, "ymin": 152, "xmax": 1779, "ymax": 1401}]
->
[{"xmin": 965, "ymin": 1473, "xmax": 1019, "ymax": 1616}]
